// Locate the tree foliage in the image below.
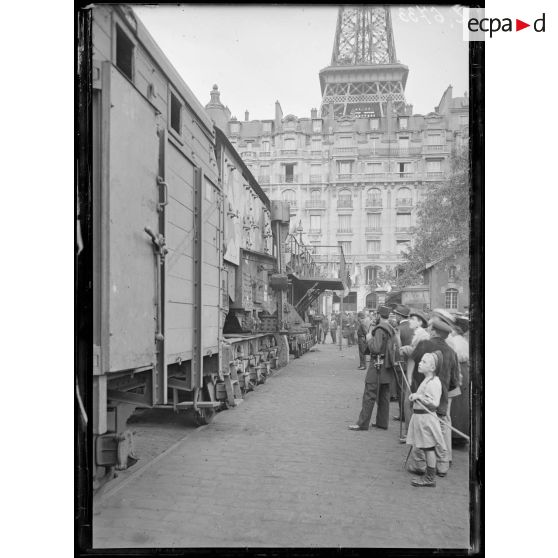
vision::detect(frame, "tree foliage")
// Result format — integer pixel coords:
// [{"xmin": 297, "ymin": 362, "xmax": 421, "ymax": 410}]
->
[{"xmin": 397, "ymin": 146, "xmax": 470, "ymax": 286}]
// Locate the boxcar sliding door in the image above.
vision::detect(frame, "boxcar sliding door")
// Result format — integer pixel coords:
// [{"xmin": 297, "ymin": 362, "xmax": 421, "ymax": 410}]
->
[{"xmin": 106, "ymin": 66, "xmax": 159, "ymax": 376}]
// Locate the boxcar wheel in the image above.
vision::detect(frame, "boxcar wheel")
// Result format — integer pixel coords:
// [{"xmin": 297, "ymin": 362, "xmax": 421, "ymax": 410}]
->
[{"xmin": 194, "ymin": 407, "xmax": 215, "ymax": 426}]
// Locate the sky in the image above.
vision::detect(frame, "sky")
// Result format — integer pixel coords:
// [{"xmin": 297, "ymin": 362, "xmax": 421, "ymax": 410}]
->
[{"xmin": 133, "ymin": 4, "xmax": 469, "ymax": 120}]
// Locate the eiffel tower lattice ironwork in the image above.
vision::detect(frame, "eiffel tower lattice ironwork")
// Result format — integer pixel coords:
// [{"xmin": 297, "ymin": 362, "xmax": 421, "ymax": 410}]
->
[{"xmin": 319, "ymin": 6, "xmax": 409, "ymax": 119}]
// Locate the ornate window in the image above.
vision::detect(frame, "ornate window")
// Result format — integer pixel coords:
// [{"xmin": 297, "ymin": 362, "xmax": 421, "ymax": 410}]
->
[
  {"xmin": 338, "ymin": 241, "xmax": 351, "ymax": 255},
  {"xmin": 396, "ymin": 187, "xmax": 412, "ymax": 207},
  {"xmin": 367, "ymin": 188, "xmax": 381, "ymax": 203},
  {"xmin": 445, "ymin": 288, "xmax": 458, "ymax": 310},
  {"xmin": 366, "ymin": 240, "xmax": 381, "ymax": 254},
  {"xmin": 282, "ymin": 189, "xmax": 296, "ymax": 202},
  {"xmin": 338, "ymin": 189, "xmax": 351, "ymax": 201},
  {"xmin": 365, "ymin": 266, "xmax": 379, "ymax": 284},
  {"xmin": 366, "ymin": 292, "xmax": 378, "ymax": 308}
]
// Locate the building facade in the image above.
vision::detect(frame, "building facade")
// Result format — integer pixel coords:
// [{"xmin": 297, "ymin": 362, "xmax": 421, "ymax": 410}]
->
[
  {"xmin": 205, "ymin": 7, "xmax": 469, "ymax": 311},
  {"xmin": 400, "ymin": 254, "xmax": 469, "ymax": 314}
]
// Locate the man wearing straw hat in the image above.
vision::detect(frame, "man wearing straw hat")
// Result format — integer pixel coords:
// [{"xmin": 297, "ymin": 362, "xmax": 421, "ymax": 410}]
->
[{"xmin": 405, "ymin": 317, "xmax": 460, "ymax": 476}]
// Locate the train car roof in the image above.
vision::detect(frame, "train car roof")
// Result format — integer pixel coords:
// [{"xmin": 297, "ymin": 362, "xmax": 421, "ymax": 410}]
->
[
  {"xmin": 214, "ymin": 126, "xmax": 271, "ymax": 210},
  {"xmin": 121, "ymin": 6, "xmax": 215, "ymax": 136}
]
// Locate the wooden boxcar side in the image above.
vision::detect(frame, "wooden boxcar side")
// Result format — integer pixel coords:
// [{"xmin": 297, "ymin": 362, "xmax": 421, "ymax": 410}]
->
[{"xmin": 91, "ymin": 5, "xmax": 222, "ymax": 430}]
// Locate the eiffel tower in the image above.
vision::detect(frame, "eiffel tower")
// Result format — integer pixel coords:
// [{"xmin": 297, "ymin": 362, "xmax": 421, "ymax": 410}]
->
[{"xmin": 319, "ymin": 6, "xmax": 409, "ymax": 118}]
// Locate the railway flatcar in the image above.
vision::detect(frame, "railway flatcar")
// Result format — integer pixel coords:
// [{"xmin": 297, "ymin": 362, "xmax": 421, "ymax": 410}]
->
[{"xmin": 78, "ymin": 5, "xmax": 302, "ymax": 486}]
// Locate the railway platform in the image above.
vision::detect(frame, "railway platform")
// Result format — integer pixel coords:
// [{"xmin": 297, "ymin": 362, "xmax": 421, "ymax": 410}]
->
[{"xmin": 93, "ymin": 342, "xmax": 470, "ymax": 549}]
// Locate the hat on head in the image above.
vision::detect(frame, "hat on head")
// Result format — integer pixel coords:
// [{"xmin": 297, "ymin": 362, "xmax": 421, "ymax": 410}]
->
[
  {"xmin": 377, "ymin": 305, "xmax": 390, "ymax": 319},
  {"xmin": 357, "ymin": 311, "xmax": 365, "ymax": 319},
  {"xmin": 409, "ymin": 309, "xmax": 428, "ymax": 328},
  {"xmin": 394, "ymin": 305, "xmax": 410, "ymax": 318},
  {"xmin": 430, "ymin": 317, "xmax": 453, "ymax": 337},
  {"xmin": 432, "ymin": 308, "xmax": 456, "ymax": 327}
]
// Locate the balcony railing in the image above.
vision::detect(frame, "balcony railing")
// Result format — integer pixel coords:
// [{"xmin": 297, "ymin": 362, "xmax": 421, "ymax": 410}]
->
[
  {"xmin": 423, "ymin": 144, "xmax": 446, "ymax": 153},
  {"xmin": 259, "ymin": 151, "xmax": 272, "ymax": 158},
  {"xmin": 281, "ymin": 149, "xmax": 298, "ymax": 156},
  {"xmin": 337, "ymin": 198, "xmax": 353, "ymax": 209},
  {"xmin": 364, "ymin": 173, "xmax": 386, "ymax": 182},
  {"xmin": 337, "ymin": 228, "xmax": 353, "ymax": 234},
  {"xmin": 365, "ymin": 197, "xmax": 383, "ymax": 208},
  {"xmin": 367, "ymin": 146, "xmax": 422, "ymax": 157},
  {"xmin": 305, "ymin": 200, "xmax": 326, "ymax": 209},
  {"xmin": 277, "ymin": 174, "xmax": 300, "ymax": 184},
  {"xmin": 395, "ymin": 226, "xmax": 414, "ymax": 233},
  {"xmin": 365, "ymin": 226, "xmax": 382, "ymax": 233},
  {"xmin": 334, "ymin": 146, "xmax": 357, "ymax": 155},
  {"xmin": 396, "ymin": 198, "xmax": 413, "ymax": 207},
  {"xmin": 426, "ymin": 172, "xmax": 444, "ymax": 179},
  {"xmin": 336, "ymin": 174, "xmax": 354, "ymax": 181},
  {"xmin": 309, "ymin": 228, "xmax": 322, "ymax": 234},
  {"xmin": 241, "ymin": 151, "xmax": 256, "ymax": 159},
  {"xmin": 258, "ymin": 176, "xmax": 270, "ymax": 184},
  {"xmin": 310, "ymin": 150, "xmax": 323, "ymax": 157}
]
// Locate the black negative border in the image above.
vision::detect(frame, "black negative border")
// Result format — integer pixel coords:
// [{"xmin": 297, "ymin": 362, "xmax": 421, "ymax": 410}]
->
[{"xmin": 75, "ymin": 1, "xmax": 485, "ymax": 556}]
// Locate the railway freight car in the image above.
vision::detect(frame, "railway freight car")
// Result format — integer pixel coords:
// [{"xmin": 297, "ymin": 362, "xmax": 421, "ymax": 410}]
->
[{"xmin": 80, "ymin": 5, "xmax": 298, "ymax": 486}]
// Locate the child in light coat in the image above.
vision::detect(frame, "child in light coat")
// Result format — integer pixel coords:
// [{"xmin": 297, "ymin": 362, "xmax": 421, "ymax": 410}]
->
[{"xmin": 406, "ymin": 351, "xmax": 447, "ymax": 487}]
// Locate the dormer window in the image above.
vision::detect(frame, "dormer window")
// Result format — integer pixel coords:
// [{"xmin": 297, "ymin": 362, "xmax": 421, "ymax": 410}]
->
[
  {"xmin": 399, "ymin": 117, "xmax": 408, "ymax": 130},
  {"xmin": 370, "ymin": 118, "xmax": 379, "ymax": 130},
  {"xmin": 312, "ymin": 120, "xmax": 322, "ymax": 133}
]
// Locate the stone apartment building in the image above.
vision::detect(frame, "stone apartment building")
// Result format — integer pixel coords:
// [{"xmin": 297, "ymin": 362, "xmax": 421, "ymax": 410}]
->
[{"xmin": 204, "ymin": 7, "xmax": 469, "ymax": 312}]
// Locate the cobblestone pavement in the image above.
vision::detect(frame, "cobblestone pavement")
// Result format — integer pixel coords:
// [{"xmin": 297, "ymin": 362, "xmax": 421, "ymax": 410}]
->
[{"xmin": 93, "ymin": 343, "xmax": 470, "ymax": 549}]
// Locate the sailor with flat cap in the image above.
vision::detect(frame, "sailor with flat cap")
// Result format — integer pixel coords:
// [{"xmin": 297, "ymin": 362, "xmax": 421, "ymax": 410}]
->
[
  {"xmin": 348, "ymin": 306, "xmax": 400, "ymax": 431},
  {"xmin": 404, "ymin": 317, "xmax": 461, "ymax": 477}
]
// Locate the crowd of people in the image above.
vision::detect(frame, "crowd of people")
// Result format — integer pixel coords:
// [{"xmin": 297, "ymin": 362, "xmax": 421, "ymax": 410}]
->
[{"xmin": 316, "ymin": 304, "xmax": 470, "ymax": 488}]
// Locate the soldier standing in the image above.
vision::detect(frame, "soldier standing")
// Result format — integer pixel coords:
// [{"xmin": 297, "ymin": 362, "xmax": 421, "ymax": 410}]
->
[{"xmin": 348, "ymin": 306, "xmax": 400, "ymax": 431}]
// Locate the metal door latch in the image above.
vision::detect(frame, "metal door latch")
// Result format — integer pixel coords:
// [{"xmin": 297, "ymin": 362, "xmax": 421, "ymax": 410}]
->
[{"xmin": 144, "ymin": 226, "xmax": 168, "ymax": 260}]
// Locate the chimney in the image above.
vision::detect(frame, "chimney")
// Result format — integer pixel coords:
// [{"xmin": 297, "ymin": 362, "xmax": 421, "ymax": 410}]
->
[
  {"xmin": 208, "ymin": 84, "xmax": 222, "ymax": 106},
  {"xmin": 311, "ymin": 108, "xmax": 317, "ymax": 119},
  {"xmin": 245, "ymin": 110, "xmax": 249, "ymax": 121},
  {"xmin": 275, "ymin": 100, "xmax": 283, "ymax": 129}
]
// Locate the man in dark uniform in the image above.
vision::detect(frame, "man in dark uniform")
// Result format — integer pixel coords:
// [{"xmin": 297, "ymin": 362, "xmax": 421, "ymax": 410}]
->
[
  {"xmin": 405, "ymin": 318, "xmax": 461, "ymax": 476},
  {"xmin": 349, "ymin": 306, "xmax": 400, "ymax": 431},
  {"xmin": 356, "ymin": 311, "xmax": 369, "ymax": 370}
]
